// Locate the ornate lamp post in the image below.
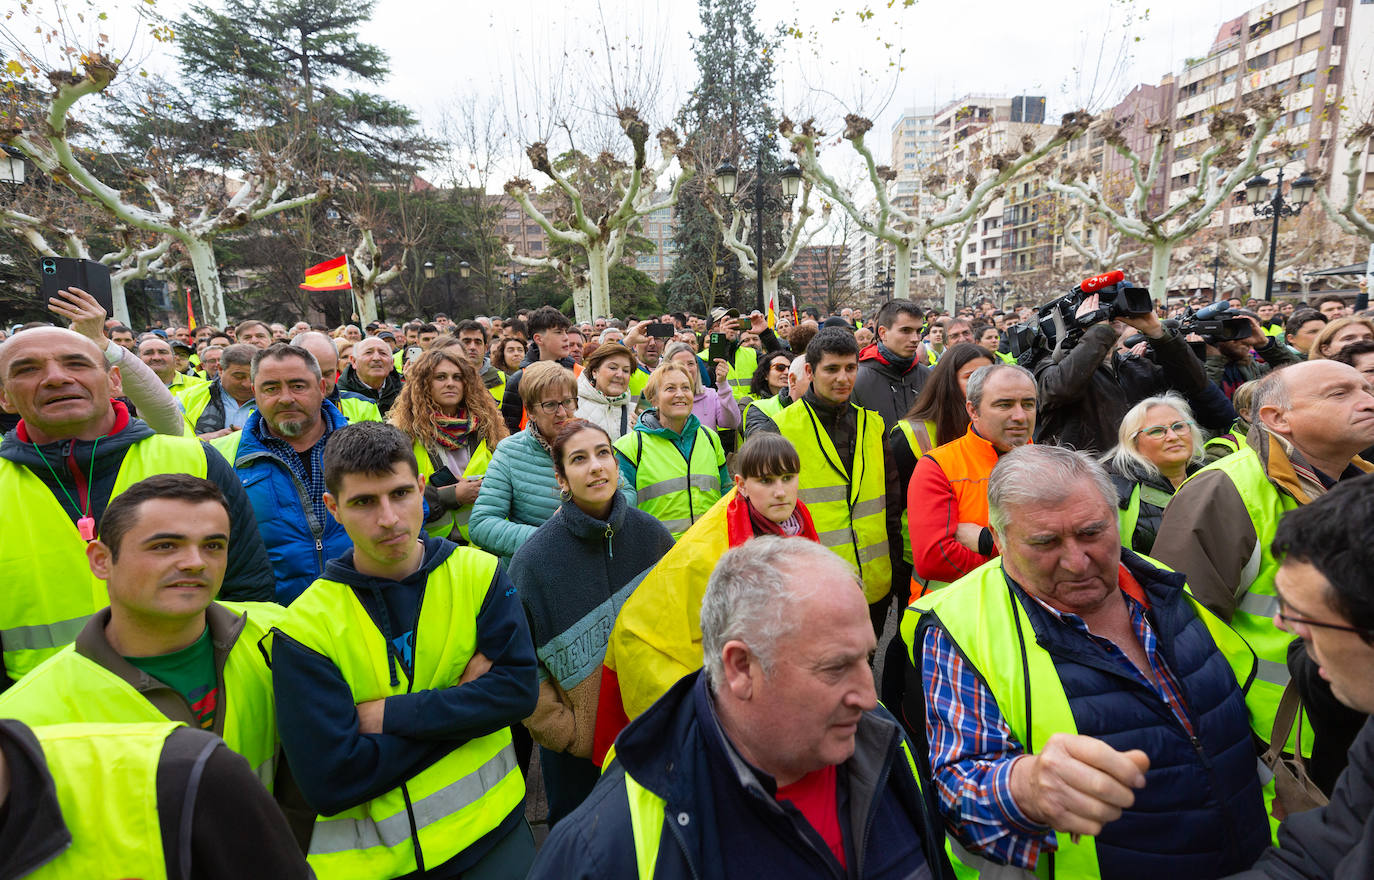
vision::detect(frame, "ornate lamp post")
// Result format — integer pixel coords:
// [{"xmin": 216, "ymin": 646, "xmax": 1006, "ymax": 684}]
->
[
  {"xmin": 1244, "ymin": 168, "xmax": 1316, "ymax": 301},
  {"xmin": 712, "ymin": 145, "xmax": 803, "ymax": 314}
]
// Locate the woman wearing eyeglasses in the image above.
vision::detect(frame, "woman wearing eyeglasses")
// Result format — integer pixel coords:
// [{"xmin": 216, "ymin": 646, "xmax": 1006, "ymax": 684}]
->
[
  {"xmin": 1103, "ymin": 393, "xmax": 1205, "ymax": 555},
  {"xmin": 614, "ymin": 361, "xmax": 731, "ymax": 539},
  {"xmin": 470, "ymin": 361, "xmax": 607, "ymax": 565}
]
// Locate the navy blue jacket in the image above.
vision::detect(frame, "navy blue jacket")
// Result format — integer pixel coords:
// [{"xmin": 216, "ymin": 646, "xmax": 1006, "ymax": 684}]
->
[
  {"xmin": 529, "ymin": 671, "xmax": 954, "ymax": 880},
  {"xmin": 229, "ymin": 401, "xmax": 353, "ymax": 604},
  {"xmin": 271, "ymin": 535, "xmax": 538, "ymax": 876},
  {"xmin": 1013, "ymin": 552, "xmax": 1269, "ymax": 878}
]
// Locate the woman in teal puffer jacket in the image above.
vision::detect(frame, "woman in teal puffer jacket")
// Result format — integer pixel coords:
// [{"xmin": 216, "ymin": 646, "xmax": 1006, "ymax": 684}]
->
[{"xmin": 470, "ymin": 361, "xmax": 633, "ymax": 564}]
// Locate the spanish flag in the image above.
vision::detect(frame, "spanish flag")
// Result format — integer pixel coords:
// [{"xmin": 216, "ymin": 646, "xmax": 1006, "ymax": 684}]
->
[
  {"xmin": 185, "ymin": 288, "xmax": 196, "ymax": 330},
  {"xmin": 300, "ymin": 254, "xmax": 352, "ymax": 291}
]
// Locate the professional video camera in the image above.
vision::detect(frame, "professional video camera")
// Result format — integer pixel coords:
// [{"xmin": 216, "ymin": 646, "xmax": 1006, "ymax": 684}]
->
[
  {"xmin": 1007, "ymin": 270, "xmax": 1154, "ymax": 359},
  {"xmin": 1121, "ymin": 301, "xmax": 1251, "ymax": 360}
]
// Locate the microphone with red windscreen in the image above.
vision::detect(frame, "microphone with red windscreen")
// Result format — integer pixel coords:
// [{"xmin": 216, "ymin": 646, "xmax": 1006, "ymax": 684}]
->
[{"xmin": 1077, "ymin": 270, "xmax": 1125, "ymax": 294}]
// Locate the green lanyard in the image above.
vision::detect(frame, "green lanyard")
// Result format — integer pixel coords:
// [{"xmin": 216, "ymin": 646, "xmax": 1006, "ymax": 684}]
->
[{"xmin": 30, "ymin": 437, "xmax": 101, "ymax": 542}]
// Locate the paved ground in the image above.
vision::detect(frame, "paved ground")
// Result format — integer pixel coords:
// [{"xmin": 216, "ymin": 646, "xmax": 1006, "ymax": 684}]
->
[{"xmin": 521, "ymin": 600, "xmax": 901, "ymax": 853}]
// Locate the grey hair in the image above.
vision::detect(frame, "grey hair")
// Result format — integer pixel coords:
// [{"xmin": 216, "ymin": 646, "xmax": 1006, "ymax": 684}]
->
[
  {"xmin": 965, "ymin": 363, "xmax": 1035, "ymax": 409},
  {"xmin": 219, "ymin": 343, "xmax": 258, "ymax": 369},
  {"xmin": 660, "ymin": 341, "xmax": 701, "ymax": 393},
  {"xmin": 1252, "ymin": 366, "xmax": 1294, "ymax": 418},
  {"xmin": 987, "ymin": 445, "xmax": 1117, "ymax": 536},
  {"xmin": 598, "ymin": 327, "xmax": 623, "ymax": 344},
  {"xmin": 700, "ymin": 537, "xmax": 860, "ymax": 691},
  {"xmin": 788, "ymin": 354, "xmax": 807, "ymax": 379},
  {"xmin": 1105, "ymin": 393, "xmax": 1204, "ymax": 480}
]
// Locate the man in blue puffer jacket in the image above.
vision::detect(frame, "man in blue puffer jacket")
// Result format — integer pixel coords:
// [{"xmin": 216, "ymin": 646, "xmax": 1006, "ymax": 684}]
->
[{"xmin": 216, "ymin": 344, "xmax": 354, "ymax": 604}]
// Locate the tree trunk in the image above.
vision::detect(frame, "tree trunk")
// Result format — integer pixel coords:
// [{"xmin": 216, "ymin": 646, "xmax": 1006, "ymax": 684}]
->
[
  {"xmin": 184, "ymin": 238, "xmax": 227, "ymax": 328},
  {"xmin": 109, "ymin": 276, "xmax": 131, "ymax": 326},
  {"xmin": 572, "ymin": 283, "xmax": 592, "ymax": 324},
  {"xmin": 893, "ymin": 242, "xmax": 912, "ymax": 300},
  {"xmin": 1249, "ymin": 269, "xmax": 1267, "ymax": 302},
  {"xmin": 1147, "ymin": 242, "xmax": 1174, "ymax": 304},
  {"xmin": 586, "ymin": 241, "xmax": 610, "ymax": 322},
  {"xmin": 943, "ymin": 273, "xmax": 958, "ymax": 314},
  {"xmin": 355, "ymin": 286, "xmax": 378, "ymax": 325}
]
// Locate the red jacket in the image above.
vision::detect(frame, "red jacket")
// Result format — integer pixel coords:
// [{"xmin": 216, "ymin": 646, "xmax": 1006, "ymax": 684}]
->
[{"xmin": 908, "ymin": 426, "xmax": 1005, "ymax": 584}]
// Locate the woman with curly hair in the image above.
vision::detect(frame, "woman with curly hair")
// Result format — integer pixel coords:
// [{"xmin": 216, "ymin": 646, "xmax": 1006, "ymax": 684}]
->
[{"xmin": 389, "ymin": 347, "xmax": 508, "ymax": 541}]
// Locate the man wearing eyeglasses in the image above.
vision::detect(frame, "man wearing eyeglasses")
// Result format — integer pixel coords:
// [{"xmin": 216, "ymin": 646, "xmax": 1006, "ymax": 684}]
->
[
  {"xmin": 1154, "ymin": 361, "xmax": 1374, "ymax": 759},
  {"xmin": 1223, "ymin": 473, "xmax": 1374, "ymax": 879}
]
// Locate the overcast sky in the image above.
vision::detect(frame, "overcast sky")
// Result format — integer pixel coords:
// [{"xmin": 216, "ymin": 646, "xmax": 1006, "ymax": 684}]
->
[
  {"xmin": 14, "ymin": 0, "xmax": 1251, "ymax": 175},
  {"xmin": 361, "ymin": 0, "xmax": 1243, "ymax": 151}
]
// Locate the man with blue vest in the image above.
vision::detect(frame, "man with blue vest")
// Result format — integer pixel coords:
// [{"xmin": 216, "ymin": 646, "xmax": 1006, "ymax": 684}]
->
[
  {"xmin": 271, "ymin": 422, "xmax": 538, "ymax": 879},
  {"xmin": 217, "ymin": 343, "xmax": 354, "ymax": 605},
  {"xmin": 0, "ymin": 327, "xmax": 274, "ymax": 689},
  {"xmin": 530, "ymin": 537, "xmax": 955, "ymax": 880},
  {"xmin": 904, "ymin": 445, "xmax": 1270, "ymax": 879},
  {"xmin": 0, "ymin": 474, "xmax": 281, "ymax": 791},
  {"xmin": 1154, "ymin": 361, "xmax": 1374, "ymax": 754},
  {"xmin": 762, "ymin": 327, "xmax": 902, "ymax": 634}
]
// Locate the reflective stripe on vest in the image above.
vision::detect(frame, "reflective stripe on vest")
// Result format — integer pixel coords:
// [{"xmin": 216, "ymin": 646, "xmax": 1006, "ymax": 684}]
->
[
  {"xmin": 0, "ymin": 602, "xmax": 282, "ymax": 791},
  {"xmin": 776, "ymin": 399, "xmax": 891, "ymax": 603},
  {"xmin": 1192, "ymin": 445, "xmax": 1306, "ymax": 754},
  {"xmin": 0, "ymin": 436, "xmax": 209, "ymax": 681},
  {"xmin": 728, "ymin": 346, "xmax": 758, "ymax": 400},
  {"xmin": 277, "ymin": 546, "xmax": 523, "ymax": 877},
  {"xmin": 614, "ymin": 426, "xmax": 725, "ymax": 540},
  {"xmin": 309, "ymin": 744, "xmax": 518, "ymax": 855},
  {"xmin": 28, "ymin": 721, "xmax": 178, "ymax": 880},
  {"xmin": 905, "ymin": 556, "xmax": 1260, "ymax": 878}
]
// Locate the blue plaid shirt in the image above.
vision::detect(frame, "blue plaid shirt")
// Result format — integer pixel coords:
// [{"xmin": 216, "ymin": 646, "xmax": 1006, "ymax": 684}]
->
[
  {"xmin": 254, "ymin": 412, "xmax": 336, "ymax": 530},
  {"xmin": 920, "ymin": 567, "xmax": 1193, "ymax": 870}
]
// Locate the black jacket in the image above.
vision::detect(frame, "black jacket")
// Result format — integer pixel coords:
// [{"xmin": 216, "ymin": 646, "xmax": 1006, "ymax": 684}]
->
[
  {"xmin": 0, "ymin": 719, "xmax": 310, "ymax": 880},
  {"xmin": 853, "ymin": 345, "xmax": 930, "ymax": 430},
  {"xmin": 1033, "ymin": 323, "xmax": 1216, "ymax": 453},
  {"xmin": 337, "ymin": 364, "xmax": 402, "ymax": 416},
  {"xmin": 1226, "ymin": 717, "xmax": 1374, "ymax": 879}
]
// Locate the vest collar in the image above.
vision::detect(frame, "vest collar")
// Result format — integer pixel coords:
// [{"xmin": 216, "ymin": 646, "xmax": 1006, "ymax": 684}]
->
[{"xmin": 73, "ymin": 603, "xmax": 246, "ymax": 735}]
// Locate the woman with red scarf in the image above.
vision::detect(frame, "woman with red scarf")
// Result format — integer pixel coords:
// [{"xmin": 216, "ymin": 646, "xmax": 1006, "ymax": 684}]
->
[
  {"xmin": 388, "ymin": 348, "xmax": 509, "ymax": 541},
  {"xmin": 591, "ymin": 433, "xmax": 821, "ymax": 763}
]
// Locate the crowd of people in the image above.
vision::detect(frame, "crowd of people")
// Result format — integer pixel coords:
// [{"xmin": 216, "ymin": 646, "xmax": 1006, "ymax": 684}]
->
[{"xmin": 0, "ymin": 280, "xmax": 1372, "ymax": 880}]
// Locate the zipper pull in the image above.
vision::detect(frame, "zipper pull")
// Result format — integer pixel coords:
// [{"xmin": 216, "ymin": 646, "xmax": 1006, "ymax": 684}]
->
[
  {"xmin": 316, "ymin": 539, "xmax": 323, "ymax": 551},
  {"xmin": 605, "ymin": 525, "xmax": 614, "ymax": 558}
]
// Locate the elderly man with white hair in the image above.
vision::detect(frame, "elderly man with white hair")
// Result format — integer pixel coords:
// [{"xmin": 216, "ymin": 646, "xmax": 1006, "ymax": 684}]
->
[
  {"xmin": 530, "ymin": 536, "xmax": 954, "ymax": 880},
  {"xmin": 902, "ymin": 444, "xmax": 1270, "ymax": 880}
]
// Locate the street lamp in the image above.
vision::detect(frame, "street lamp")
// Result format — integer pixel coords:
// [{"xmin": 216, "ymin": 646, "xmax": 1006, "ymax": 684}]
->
[
  {"xmin": 712, "ymin": 146, "xmax": 803, "ymax": 314},
  {"xmin": 957, "ymin": 272, "xmax": 978, "ymax": 309},
  {"xmin": 1244, "ymin": 167, "xmax": 1317, "ymax": 301},
  {"xmin": 877, "ymin": 267, "xmax": 895, "ymax": 302},
  {"xmin": 0, "ymin": 146, "xmax": 26, "ymax": 200}
]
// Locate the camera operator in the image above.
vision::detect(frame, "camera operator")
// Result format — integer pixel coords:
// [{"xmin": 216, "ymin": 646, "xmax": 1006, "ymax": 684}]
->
[
  {"xmin": 1205, "ymin": 311, "xmax": 1299, "ymax": 400},
  {"xmin": 1033, "ymin": 292, "xmax": 1213, "ymax": 453}
]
